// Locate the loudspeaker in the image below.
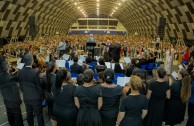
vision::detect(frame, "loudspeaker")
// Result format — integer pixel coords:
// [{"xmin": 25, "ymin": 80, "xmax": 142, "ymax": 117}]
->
[
  {"xmin": 29, "ymin": 16, "xmax": 36, "ymax": 39},
  {"xmin": 159, "ymin": 17, "xmax": 166, "ymax": 27}
]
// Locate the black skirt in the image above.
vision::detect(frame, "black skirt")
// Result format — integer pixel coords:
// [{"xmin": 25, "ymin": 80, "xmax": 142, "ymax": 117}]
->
[
  {"xmin": 77, "ymin": 107, "xmax": 102, "ymax": 126},
  {"xmin": 120, "ymin": 116, "xmax": 143, "ymax": 126},
  {"xmin": 164, "ymin": 98, "xmax": 186, "ymax": 125}
]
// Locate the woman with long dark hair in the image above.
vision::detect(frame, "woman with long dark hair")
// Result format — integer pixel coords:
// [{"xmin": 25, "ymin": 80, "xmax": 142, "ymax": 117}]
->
[
  {"xmin": 165, "ymin": 69, "xmax": 191, "ymax": 126},
  {"xmin": 146, "ymin": 67, "xmax": 170, "ymax": 126},
  {"xmin": 74, "ymin": 69, "xmax": 103, "ymax": 126},
  {"xmin": 53, "ymin": 69, "xmax": 78, "ymax": 126},
  {"xmin": 42, "ymin": 61, "xmax": 58, "ymax": 126}
]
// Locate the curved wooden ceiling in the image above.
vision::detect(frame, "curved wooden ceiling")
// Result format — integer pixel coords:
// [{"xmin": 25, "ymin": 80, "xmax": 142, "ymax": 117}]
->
[{"xmin": 0, "ymin": 0, "xmax": 194, "ymax": 40}]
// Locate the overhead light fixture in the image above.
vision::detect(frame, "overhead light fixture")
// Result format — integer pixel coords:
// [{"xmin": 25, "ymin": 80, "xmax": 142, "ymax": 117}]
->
[
  {"xmin": 74, "ymin": 2, "xmax": 77, "ymax": 5},
  {"xmin": 97, "ymin": 3, "xmax": 99, "ymax": 6},
  {"xmin": 78, "ymin": 6, "xmax": 80, "ymax": 9},
  {"xmin": 115, "ymin": 7, "xmax": 118, "ymax": 9},
  {"xmin": 118, "ymin": 3, "xmax": 121, "ymax": 6},
  {"xmin": 97, "ymin": 0, "xmax": 99, "ymax": 2},
  {"xmin": 113, "ymin": 10, "xmax": 115, "ymax": 12}
]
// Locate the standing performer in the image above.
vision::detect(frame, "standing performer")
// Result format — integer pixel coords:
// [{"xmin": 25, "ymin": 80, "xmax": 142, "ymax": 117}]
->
[{"xmin": 165, "ymin": 45, "xmax": 175, "ymax": 75}]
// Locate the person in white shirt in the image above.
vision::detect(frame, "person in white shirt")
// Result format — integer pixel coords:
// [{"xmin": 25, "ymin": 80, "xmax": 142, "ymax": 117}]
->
[{"xmin": 58, "ymin": 38, "xmax": 67, "ymax": 57}]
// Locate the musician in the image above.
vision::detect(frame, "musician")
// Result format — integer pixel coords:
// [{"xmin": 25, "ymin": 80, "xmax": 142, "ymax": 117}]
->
[
  {"xmin": 87, "ymin": 34, "xmax": 95, "ymax": 43},
  {"xmin": 0, "ymin": 61, "xmax": 24, "ymax": 126},
  {"xmin": 58, "ymin": 38, "xmax": 67, "ymax": 57},
  {"xmin": 17, "ymin": 54, "xmax": 45, "ymax": 126},
  {"xmin": 70, "ymin": 56, "xmax": 83, "ymax": 74}
]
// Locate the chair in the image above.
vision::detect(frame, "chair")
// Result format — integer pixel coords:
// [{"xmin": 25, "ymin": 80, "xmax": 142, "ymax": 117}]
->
[
  {"xmin": 154, "ymin": 61, "xmax": 162, "ymax": 69},
  {"xmin": 146, "ymin": 62, "xmax": 155, "ymax": 74},
  {"xmin": 88, "ymin": 62, "xmax": 97, "ymax": 70},
  {"xmin": 94, "ymin": 73, "xmax": 98, "ymax": 80},
  {"xmin": 65, "ymin": 61, "xmax": 71, "ymax": 72},
  {"xmin": 71, "ymin": 73, "xmax": 79, "ymax": 79},
  {"xmin": 113, "ymin": 73, "xmax": 125, "ymax": 84},
  {"xmin": 140, "ymin": 64, "xmax": 147, "ymax": 70}
]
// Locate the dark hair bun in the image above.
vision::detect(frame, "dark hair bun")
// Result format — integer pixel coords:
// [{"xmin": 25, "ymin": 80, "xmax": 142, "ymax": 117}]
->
[
  {"xmin": 104, "ymin": 68, "xmax": 115, "ymax": 84},
  {"xmin": 83, "ymin": 69, "xmax": 94, "ymax": 83}
]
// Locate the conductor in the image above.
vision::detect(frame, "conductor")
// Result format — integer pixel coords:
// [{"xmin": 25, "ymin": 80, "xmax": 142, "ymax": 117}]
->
[{"xmin": 86, "ymin": 34, "xmax": 96, "ymax": 58}]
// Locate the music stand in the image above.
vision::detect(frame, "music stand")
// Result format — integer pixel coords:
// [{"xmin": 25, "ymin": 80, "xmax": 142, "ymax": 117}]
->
[{"xmin": 86, "ymin": 42, "xmax": 96, "ymax": 58}]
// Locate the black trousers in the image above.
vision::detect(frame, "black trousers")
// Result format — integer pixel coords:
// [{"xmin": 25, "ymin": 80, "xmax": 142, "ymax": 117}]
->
[
  {"xmin": 25, "ymin": 103, "xmax": 44, "ymax": 126},
  {"xmin": 6, "ymin": 107, "xmax": 24, "ymax": 126},
  {"xmin": 187, "ymin": 103, "xmax": 194, "ymax": 126}
]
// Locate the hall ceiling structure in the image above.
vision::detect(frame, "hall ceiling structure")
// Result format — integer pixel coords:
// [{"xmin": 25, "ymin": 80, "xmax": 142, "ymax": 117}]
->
[{"xmin": 0, "ymin": 0, "xmax": 194, "ymax": 40}]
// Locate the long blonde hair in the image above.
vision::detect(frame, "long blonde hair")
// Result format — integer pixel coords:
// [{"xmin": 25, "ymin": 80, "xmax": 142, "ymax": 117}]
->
[{"xmin": 179, "ymin": 69, "xmax": 191, "ymax": 103}]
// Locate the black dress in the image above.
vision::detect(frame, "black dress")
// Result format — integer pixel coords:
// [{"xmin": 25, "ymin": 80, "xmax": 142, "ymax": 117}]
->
[
  {"xmin": 100, "ymin": 85, "xmax": 122, "ymax": 126},
  {"xmin": 75, "ymin": 85, "xmax": 102, "ymax": 126},
  {"xmin": 119, "ymin": 95, "xmax": 148, "ymax": 126},
  {"xmin": 164, "ymin": 80, "xmax": 186, "ymax": 125},
  {"xmin": 145, "ymin": 81, "xmax": 169, "ymax": 126},
  {"xmin": 53, "ymin": 84, "xmax": 78, "ymax": 126}
]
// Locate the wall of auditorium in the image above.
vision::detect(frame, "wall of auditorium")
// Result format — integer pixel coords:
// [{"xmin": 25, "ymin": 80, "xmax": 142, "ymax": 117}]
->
[{"xmin": 0, "ymin": 0, "xmax": 193, "ymax": 40}]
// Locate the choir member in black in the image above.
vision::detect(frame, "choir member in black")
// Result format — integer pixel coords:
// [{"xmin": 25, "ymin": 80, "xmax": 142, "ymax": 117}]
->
[
  {"xmin": 145, "ymin": 67, "xmax": 170, "ymax": 126},
  {"xmin": 96, "ymin": 58, "xmax": 107, "ymax": 73},
  {"xmin": 187, "ymin": 71, "xmax": 194, "ymax": 126},
  {"xmin": 74, "ymin": 69, "xmax": 103, "ymax": 126},
  {"xmin": 42, "ymin": 62, "xmax": 58, "ymax": 126},
  {"xmin": 114, "ymin": 63, "xmax": 123, "ymax": 73},
  {"xmin": 70, "ymin": 56, "xmax": 83, "ymax": 74},
  {"xmin": 95, "ymin": 72, "xmax": 105, "ymax": 85},
  {"xmin": 53, "ymin": 69, "xmax": 78, "ymax": 126},
  {"xmin": 86, "ymin": 53, "xmax": 97, "ymax": 64},
  {"xmin": 76, "ymin": 74, "xmax": 84, "ymax": 85},
  {"xmin": 165, "ymin": 69, "xmax": 191, "ymax": 126},
  {"xmin": 116, "ymin": 75, "xmax": 148, "ymax": 126},
  {"xmin": 0, "ymin": 61, "xmax": 24, "ymax": 126},
  {"xmin": 17, "ymin": 54, "xmax": 45, "ymax": 126},
  {"xmin": 100, "ymin": 69, "xmax": 122, "ymax": 126}
]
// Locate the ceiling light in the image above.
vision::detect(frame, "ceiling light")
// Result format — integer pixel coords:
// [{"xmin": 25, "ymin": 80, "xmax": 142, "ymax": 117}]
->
[
  {"xmin": 97, "ymin": 3, "xmax": 99, "ymax": 6},
  {"xmin": 74, "ymin": 2, "xmax": 77, "ymax": 5},
  {"xmin": 115, "ymin": 7, "xmax": 118, "ymax": 9},
  {"xmin": 118, "ymin": 3, "xmax": 121, "ymax": 6},
  {"xmin": 113, "ymin": 10, "xmax": 115, "ymax": 12},
  {"xmin": 97, "ymin": 0, "xmax": 99, "ymax": 2},
  {"xmin": 78, "ymin": 6, "xmax": 80, "ymax": 9}
]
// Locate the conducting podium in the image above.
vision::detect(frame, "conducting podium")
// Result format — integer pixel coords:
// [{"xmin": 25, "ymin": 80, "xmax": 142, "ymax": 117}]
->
[{"xmin": 86, "ymin": 42, "xmax": 96, "ymax": 58}]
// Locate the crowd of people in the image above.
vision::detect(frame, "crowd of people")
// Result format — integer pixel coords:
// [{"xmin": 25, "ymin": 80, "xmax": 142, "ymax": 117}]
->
[{"xmin": 0, "ymin": 34, "xmax": 194, "ymax": 126}]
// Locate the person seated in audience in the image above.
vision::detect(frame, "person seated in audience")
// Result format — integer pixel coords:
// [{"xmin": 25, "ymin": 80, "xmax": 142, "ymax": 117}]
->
[
  {"xmin": 70, "ymin": 56, "xmax": 83, "ymax": 74},
  {"xmin": 114, "ymin": 62, "xmax": 123, "ymax": 73},
  {"xmin": 136, "ymin": 54, "xmax": 148, "ymax": 68},
  {"xmin": 125, "ymin": 59, "xmax": 137, "ymax": 77},
  {"xmin": 96, "ymin": 58, "xmax": 107, "ymax": 73},
  {"xmin": 100, "ymin": 68, "xmax": 122, "ymax": 126},
  {"xmin": 85, "ymin": 53, "xmax": 97, "ymax": 64},
  {"xmin": 116, "ymin": 75, "xmax": 148, "ymax": 126},
  {"xmin": 53, "ymin": 69, "xmax": 78, "ymax": 126},
  {"xmin": 0, "ymin": 61, "xmax": 24, "ymax": 126}
]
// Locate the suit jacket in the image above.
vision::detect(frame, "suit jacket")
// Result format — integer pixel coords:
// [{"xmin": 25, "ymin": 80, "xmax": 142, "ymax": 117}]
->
[
  {"xmin": 70, "ymin": 63, "xmax": 83, "ymax": 74},
  {"xmin": 0, "ymin": 72, "xmax": 22, "ymax": 108},
  {"xmin": 18, "ymin": 67, "xmax": 43, "ymax": 105}
]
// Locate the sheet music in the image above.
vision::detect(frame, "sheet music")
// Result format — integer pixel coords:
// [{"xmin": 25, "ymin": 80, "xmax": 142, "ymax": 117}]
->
[
  {"xmin": 171, "ymin": 71, "xmax": 178, "ymax": 80},
  {"xmin": 117, "ymin": 77, "xmax": 131, "ymax": 87},
  {"xmin": 17, "ymin": 63, "xmax": 24, "ymax": 69},
  {"xmin": 124, "ymin": 57, "xmax": 131, "ymax": 63},
  {"xmin": 120, "ymin": 63, "xmax": 124, "ymax": 70},
  {"xmin": 105, "ymin": 62, "xmax": 111, "ymax": 68},
  {"xmin": 80, "ymin": 55, "xmax": 87, "ymax": 61},
  {"xmin": 46, "ymin": 56, "xmax": 50, "ymax": 62},
  {"xmin": 17, "ymin": 58, "xmax": 22, "ymax": 65},
  {"xmin": 95, "ymin": 56, "xmax": 100, "ymax": 61},
  {"xmin": 68, "ymin": 60, "xmax": 74, "ymax": 68},
  {"xmin": 111, "ymin": 63, "xmax": 115, "ymax": 70},
  {"xmin": 178, "ymin": 64, "xmax": 183, "ymax": 69},
  {"xmin": 78, "ymin": 59, "xmax": 83, "ymax": 66},
  {"xmin": 62, "ymin": 54, "xmax": 70, "ymax": 61},
  {"xmin": 56, "ymin": 60, "xmax": 66, "ymax": 67}
]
